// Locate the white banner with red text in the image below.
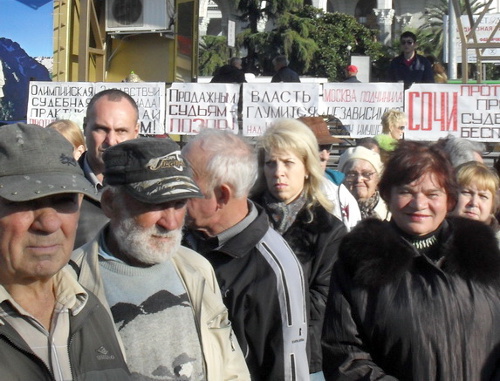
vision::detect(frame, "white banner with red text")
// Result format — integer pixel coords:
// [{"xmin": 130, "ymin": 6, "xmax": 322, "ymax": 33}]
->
[{"xmin": 404, "ymin": 84, "xmax": 500, "ymax": 142}]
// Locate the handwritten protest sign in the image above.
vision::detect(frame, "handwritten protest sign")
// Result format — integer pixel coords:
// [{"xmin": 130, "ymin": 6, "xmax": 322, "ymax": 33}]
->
[
  {"xmin": 27, "ymin": 82, "xmax": 93, "ymax": 126},
  {"xmin": 165, "ymin": 83, "xmax": 239, "ymax": 135},
  {"xmin": 95, "ymin": 82, "xmax": 165, "ymax": 135},
  {"xmin": 27, "ymin": 81, "xmax": 165, "ymax": 134},
  {"xmin": 242, "ymin": 83, "xmax": 319, "ymax": 136},
  {"xmin": 320, "ymin": 82, "xmax": 404, "ymax": 138},
  {"xmin": 405, "ymin": 84, "xmax": 500, "ymax": 142}
]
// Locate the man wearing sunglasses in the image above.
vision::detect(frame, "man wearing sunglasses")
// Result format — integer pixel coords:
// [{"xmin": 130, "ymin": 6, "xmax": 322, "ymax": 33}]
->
[{"xmin": 387, "ymin": 31, "xmax": 434, "ymax": 89}]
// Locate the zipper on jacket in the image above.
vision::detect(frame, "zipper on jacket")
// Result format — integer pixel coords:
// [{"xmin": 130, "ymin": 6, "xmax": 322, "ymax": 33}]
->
[
  {"xmin": 0, "ymin": 334, "xmax": 56, "ymax": 380},
  {"xmin": 67, "ymin": 334, "xmax": 75, "ymax": 381},
  {"xmin": 67, "ymin": 299, "xmax": 102, "ymax": 381}
]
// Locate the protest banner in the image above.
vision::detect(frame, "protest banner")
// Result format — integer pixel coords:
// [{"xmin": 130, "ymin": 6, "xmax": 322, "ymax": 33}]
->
[
  {"xmin": 320, "ymin": 82, "xmax": 404, "ymax": 138},
  {"xmin": 95, "ymin": 82, "xmax": 165, "ymax": 135},
  {"xmin": 443, "ymin": 14, "xmax": 500, "ymax": 63},
  {"xmin": 242, "ymin": 83, "xmax": 319, "ymax": 136},
  {"xmin": 165, "ymin": 83, "xmax": 239, "ymax": 135},
  {"xmin": 405, "ymin": 84, "xmax": 500, "ymax": 142},
  {"xmin": 27, "ymin": 81, "xmax": 93, "ymax": 127},
  {"xmin": 27, "ymin": 81, "xmax": 165, "ymax": 134}
]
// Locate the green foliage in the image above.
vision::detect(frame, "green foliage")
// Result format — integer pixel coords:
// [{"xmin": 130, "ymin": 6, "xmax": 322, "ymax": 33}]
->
[
  {"xmin": 198, "ymin": 35, "xmax": 231, "ymax": 76},
  {"xmin": 417, "ymin": 0, "xmax": 490, "ymax": 60},
  {"xmin": 236, "ymin": 0, "xmax": 302, "ymax": 32},
  {"xmin": 238, "ymin": 6, "xmax": 385, "ymax": 81}
]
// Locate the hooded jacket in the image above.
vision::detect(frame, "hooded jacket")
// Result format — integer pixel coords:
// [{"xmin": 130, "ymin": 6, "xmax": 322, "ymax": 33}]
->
[{"xmin": 322, "ymin": 217, "xmax": 500, "ymax": 381}]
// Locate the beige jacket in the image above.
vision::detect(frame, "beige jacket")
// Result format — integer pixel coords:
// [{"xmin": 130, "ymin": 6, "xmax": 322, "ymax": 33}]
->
[{"xmin": 71, "ymin": 230, "xmax": 250, "ymax": 381}]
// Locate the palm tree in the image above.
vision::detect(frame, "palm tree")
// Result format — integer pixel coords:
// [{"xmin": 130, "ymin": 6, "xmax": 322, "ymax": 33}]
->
[
  {"xmin": 236, "ymin": 0, "xmax": 303, "ymax": 33},
  {"xmin": 417, "ymin": 0, "xmax": 490, "ymax": 60}
]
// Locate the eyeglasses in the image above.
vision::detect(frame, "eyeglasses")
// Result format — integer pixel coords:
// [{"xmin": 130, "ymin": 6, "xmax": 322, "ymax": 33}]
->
[
  {"xmin": 345, "ymin": 171, "xmax": 376, "ymax": 181},
  {"xmin": 319, "ymin": 144, "xmax": 332, "ymax": 152},
  {"xmin": 401, "ymin": 40, "xmax": 414, "ymax": 45}
]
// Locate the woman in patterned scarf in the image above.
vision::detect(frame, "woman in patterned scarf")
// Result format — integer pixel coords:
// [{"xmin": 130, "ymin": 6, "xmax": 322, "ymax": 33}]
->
[{"xmin": 338, "ymin": 145, "xmax": 390, "ymax": 220}]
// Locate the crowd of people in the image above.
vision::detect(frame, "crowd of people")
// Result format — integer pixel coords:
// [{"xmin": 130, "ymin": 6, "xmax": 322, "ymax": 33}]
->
[{"xmin": 0, "ymin": 31, "xmax": 495, "ymax": 381}]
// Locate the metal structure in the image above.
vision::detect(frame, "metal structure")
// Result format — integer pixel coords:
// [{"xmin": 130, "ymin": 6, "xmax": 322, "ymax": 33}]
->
[
  {"xmin": 451, "ymin": 0, "xmax": 500, "ymax": 82},
  {"xmin": 53, "ymin": 0, "xmax": 106, "ymax": 82}
]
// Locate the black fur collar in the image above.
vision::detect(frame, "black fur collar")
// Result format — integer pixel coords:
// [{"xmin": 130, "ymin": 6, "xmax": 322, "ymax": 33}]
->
[{"xmin": 339, "ymin": 217, "xmax": 500, "ymax": 288}]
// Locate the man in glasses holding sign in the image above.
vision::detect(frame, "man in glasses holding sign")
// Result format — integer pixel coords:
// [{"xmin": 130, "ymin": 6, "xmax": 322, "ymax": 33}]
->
[{"xmin": 387, "ymin": 31, "xmax": 435, "ymax": 89}]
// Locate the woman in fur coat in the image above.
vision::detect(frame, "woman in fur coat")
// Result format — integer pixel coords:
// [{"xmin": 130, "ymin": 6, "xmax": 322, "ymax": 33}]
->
[{"xmin": 322, "ymin": 140, "xmax": 500, "ymax": 381}]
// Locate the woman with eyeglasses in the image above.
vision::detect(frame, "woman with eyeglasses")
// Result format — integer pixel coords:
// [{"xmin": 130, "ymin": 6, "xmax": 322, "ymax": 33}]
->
[
  {"xmin": 322, "ymin": 141, "xmax": 500, "ymax": 381},
  {"xmin": 252, "ymin": 118, "xmax": 347, "ymax": 380},
  {"xmin": 374, "ymin": 109, "xmax": 407, "ymax": 163},
  {"xmin": 338, "ymin": 146, "xmax": 390, "ymax": 220}
]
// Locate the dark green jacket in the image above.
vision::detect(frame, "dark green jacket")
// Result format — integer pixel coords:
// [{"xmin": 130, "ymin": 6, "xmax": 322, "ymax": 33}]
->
[{"xmin": 0, "ymin": 291, "xmax": 131, "ymax": 380}]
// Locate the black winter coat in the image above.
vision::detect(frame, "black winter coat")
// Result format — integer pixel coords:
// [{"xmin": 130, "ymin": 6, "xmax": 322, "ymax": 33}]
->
[
  {"xmin": 258, "ymin": 201, "xmax": 347, "ymax": 373},
  {"xmin": 322, "ymin": 217, "xmax": 500, "ymax": 381}
]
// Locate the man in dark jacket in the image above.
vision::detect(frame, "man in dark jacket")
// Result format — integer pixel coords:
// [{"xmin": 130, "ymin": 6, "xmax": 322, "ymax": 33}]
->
[
  {"xmin": 75, "ymin": 88, "xmax": 140, "ymax": 248},
  {"xmin": 271, "ymin": 55, "xmax": 301, "ymax": 83},
  {"xmin": 0, "ymin": 123, "xmax": 129, "ymax": 380},
  {"xmin": 211, "ymin": 57, "xmax": 246, "ymax": 83},
  {"xmin": 387, "ymin": 31, "xmax": 434, "ymax": 89},
  {"xmin": 182, "ymin": 128, "xmax": 309, "ymax": 380}
]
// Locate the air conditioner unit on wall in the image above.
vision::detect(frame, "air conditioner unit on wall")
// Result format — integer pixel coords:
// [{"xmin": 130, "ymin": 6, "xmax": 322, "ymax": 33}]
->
[{"xmin": 106, "ymin": 0, "xmax": 174, "ymax": 33}]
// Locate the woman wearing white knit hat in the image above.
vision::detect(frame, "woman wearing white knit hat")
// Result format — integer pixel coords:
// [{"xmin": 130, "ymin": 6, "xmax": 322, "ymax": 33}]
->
[{"xmin": 338, "ymin": 146, "xmax": 390, "ymax": 220}]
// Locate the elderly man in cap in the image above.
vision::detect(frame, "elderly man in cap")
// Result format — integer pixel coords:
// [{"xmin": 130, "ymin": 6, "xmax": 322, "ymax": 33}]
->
[
  {"xmin": 0, "ymin": 123, "xmax": 130, "ymax": 380},
  {"xmin": 71, "ymin": 137, "xmax": 249, "ymax": 380}
]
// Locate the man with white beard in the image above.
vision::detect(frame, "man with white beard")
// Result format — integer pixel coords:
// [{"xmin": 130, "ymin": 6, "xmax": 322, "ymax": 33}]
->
[{"xmin": 70, "ymin": 138, "xmax": 250, "ymax": 381}]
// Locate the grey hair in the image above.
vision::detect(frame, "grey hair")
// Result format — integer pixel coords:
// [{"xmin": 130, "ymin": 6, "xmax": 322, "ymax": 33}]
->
[
  {"xmin": 229, "ymin": 57, "xmax": 242, "ymax": 66},
  {"xmin": 181, "ymin": 129, "xmax": 258, "ymax": 199},
  {"xmin": 272, "ymin": 55, "xmax": 289, "ymax": 67},
  {"xmin": 438, "ymin": 135, "xmax": 485, "ymax": 167}
]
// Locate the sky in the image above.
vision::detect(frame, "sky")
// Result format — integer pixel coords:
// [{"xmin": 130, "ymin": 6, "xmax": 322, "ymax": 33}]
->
[{"xmin": 0, "ymin": 0, "xmax": 53, "ymax": 57}]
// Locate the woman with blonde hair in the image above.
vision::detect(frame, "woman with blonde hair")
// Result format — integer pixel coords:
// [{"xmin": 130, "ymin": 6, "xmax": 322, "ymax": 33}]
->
[
  {"xmin": 375, "ymin": 109, "xmax": 407, "ymax": 162},
  {"xmin": 47, "ymin": 119, "xmax": 86, "ymax": 160},
  {"xmin": 451, "ymin": 161, "xmax": 500, "ymax": 235},
  {"xmin": 253, "ymin": 118, "xmax": 347, "ymax": 379}
]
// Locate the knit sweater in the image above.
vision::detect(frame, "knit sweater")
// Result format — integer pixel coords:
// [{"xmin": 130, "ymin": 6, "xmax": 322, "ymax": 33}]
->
[{"xmin": 100, "ymin": 258, "xmax": 206, "ymax": 380}]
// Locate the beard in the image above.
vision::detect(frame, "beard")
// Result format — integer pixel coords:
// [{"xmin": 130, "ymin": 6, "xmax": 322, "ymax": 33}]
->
[{"xmin": 112, "ymin": 215, "xmax": 183, "ymax": 265}]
